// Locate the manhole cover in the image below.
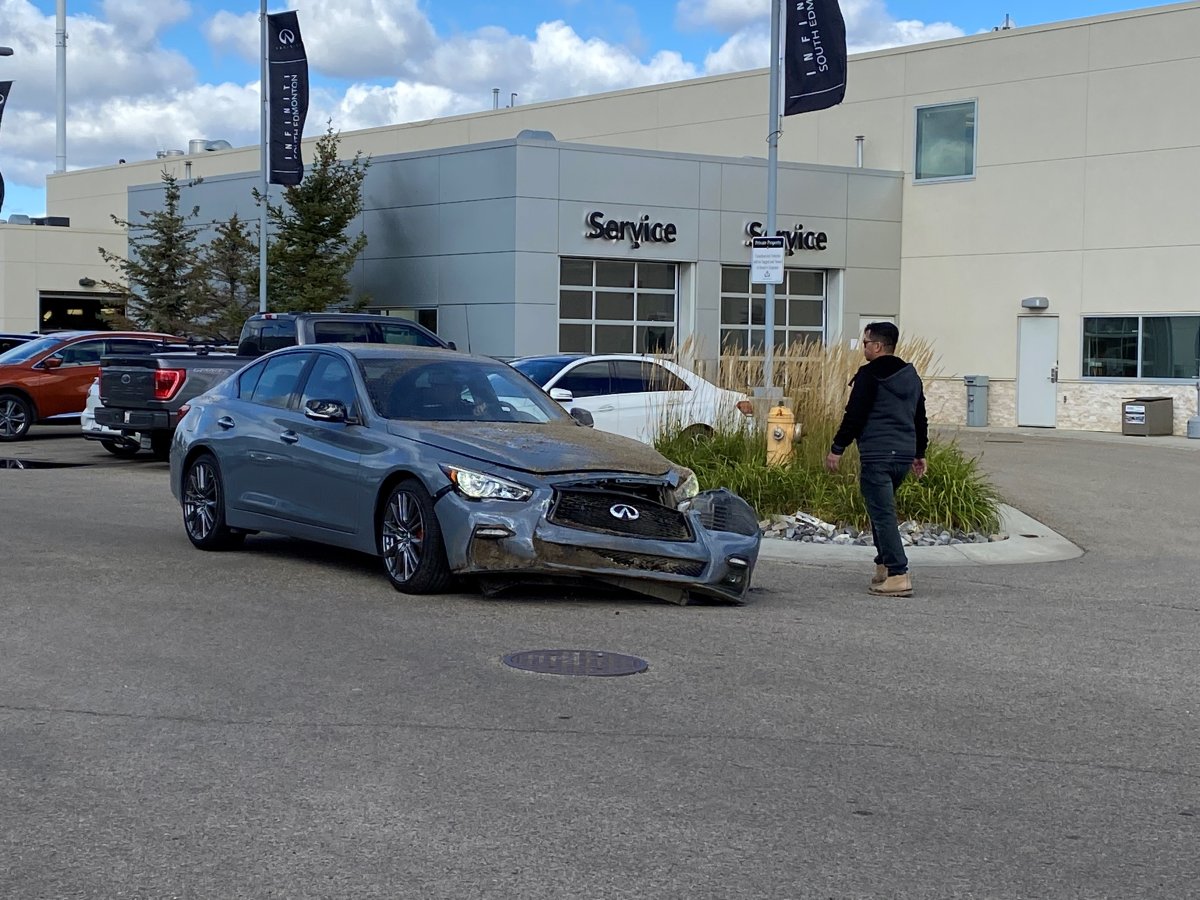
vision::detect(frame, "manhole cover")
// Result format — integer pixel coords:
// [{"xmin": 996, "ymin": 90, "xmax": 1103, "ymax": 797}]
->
[
  {"xmin": 0, "ymin": 459, "xmax": 93, "ymax": 470},
  {"xmin": 502, "ymin": 649, "xmax": 648, "ymax": 677}
]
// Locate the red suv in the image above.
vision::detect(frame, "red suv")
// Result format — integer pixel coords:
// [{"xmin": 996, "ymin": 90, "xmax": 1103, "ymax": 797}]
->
[{"xmin": 0, "ymin": 331, "xmax": 182, "ymax": 441}]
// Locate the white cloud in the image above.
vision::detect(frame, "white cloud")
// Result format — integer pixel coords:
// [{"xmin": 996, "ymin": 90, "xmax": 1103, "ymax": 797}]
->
[{"xmin": 678, "ymin": 0, "xmax": 763, "ymax": 33}]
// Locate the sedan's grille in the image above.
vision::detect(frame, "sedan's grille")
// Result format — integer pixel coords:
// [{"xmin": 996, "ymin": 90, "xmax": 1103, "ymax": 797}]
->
[{"xmin": 550, "ymin": 490, "xmax": 692, "ymax": 541}]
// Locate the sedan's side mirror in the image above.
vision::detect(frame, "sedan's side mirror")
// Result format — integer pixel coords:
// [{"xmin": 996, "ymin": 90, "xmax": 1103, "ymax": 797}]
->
[
  {"xmin": 304, "ymin": 399, "xmax": 349, "ymax": 422},
  {"xmin": 43, "ymin": 356, "xmax": 64, "ymax": 370},
  {"xmin": 447, "ymin": 341, "xmax": 458, "ymax": 351},
  {"xmin": 569, "ymin": 407, "xmax": 594, "ymax": 428},
  {"xmin": 549, "ymin": 387, "xmax": 574, "ymax": 403}
]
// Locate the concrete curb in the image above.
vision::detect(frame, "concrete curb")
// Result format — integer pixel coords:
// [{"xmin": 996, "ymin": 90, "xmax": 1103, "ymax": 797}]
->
[{"xmin": 756, "ymin": 504, "xmax": 1082, "ymax": 568}]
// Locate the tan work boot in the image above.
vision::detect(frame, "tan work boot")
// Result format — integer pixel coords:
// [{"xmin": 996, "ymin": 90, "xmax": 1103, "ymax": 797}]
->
[
  {"xmin": 869, "ymin": 573, "xmax": 912, "ymax": 597},
  {"xmin": 871, "ymin": 564, "xmax": 887, "ymax": 585}
]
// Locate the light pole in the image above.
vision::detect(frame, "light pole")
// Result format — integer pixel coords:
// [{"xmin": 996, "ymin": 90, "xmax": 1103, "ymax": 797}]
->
[{"xmin": 0, "ymin": 46, "xmax": 12, "ymax": 216}]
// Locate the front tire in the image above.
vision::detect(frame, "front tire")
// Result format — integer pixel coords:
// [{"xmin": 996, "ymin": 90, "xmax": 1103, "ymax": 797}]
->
[
  {"xmin": 182, "ymin": 453, "xmax": 244, "ymax": 550},
  {"xmin": 378, "ymin": 478, "xmax": 451, "ymax": 593},
  {"xmin": 0, "ymin": 393, "xmax": 33, "ymax": 441},
  {"xmin": 101, "ymin": 439, "xmax": 140, "ymax": 458},
  {"xmin": 150, "ymin": 431, "xmax": 172, "ymax": 460}
]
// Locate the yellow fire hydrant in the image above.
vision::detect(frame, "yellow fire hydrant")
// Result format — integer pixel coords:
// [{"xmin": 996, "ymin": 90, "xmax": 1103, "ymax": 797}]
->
[{"xmin": 766, "ymin": 402, "xmax": 800, "ymax": 466}]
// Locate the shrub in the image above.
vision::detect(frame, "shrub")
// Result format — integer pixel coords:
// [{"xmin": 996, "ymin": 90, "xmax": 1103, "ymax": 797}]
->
[{"xmin": 654, "ymin": 338, "xmax": 1002, "ymax": 534}]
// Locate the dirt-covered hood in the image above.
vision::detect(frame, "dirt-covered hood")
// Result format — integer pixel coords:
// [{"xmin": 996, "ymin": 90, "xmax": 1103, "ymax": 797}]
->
[{"xmin": 389, "ymin": 420, "xmax": 674, "ymax": 476}]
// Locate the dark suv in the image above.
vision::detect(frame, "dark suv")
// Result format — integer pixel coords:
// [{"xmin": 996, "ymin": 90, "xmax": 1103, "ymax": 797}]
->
[{"xmin": 236, "ymin": 313, "xmax": 454, "ymax": 357}]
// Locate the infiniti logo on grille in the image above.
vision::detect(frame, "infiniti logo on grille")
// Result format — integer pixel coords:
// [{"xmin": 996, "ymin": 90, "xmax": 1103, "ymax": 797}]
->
[{"xmin": 609, "ymin": 504, "xmax": 640, "ymax": 521}]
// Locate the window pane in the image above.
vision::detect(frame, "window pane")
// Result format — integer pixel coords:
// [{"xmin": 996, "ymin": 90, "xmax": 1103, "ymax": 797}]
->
[
  {"xmin": 915, "ymin": 101, "xmax": 976, "ymax": 180},
  {"xmin": 560, "ymin": 258, "xmax": 593, "ymax": 286},
  {"xmin": 637, "ymin": 263, "xmax": 675, "ymax": 289},
  {"xmin": 59, "ymin": 340, "xmax": 105, "ymax": 366},
  {"xmin": 237, "ymin": 361, "xmax": 266, "ymax": 398},
  {"xmin": 750, "ymin": 297, "xmax": 765, "ymax": 326},
  {"xmin": 721, "ymin": 329, "xmax": 747, "ymax": 353},
  {"xmin": 750, "ymin": 329, "xmax": 766, "ymax": 353},
  {"xmin": 595, "ymin": 324, "xmax": 634, "ymax": 354},
  {"xmin": 596, "ymin": 292, "xmax": 634, "ymax": 320},
  {"xmin": 559, "ymin": 323, "xmax": 591, "ymax": 353},
  {"xmin": 637, "ymin": 294, "xmax": 674, "ymax": 323},
  {"xmin": 596, "ymin": 260, "xmax": 635, "ymax": 288},
  {"xmin": 789, "ymin": 298, "xmax": 824, "ymax": 327},
  {"xmin": 721, "ymin": 266, "xmax": 749, "ymax": 293},
  {"xmin": 1142, "ymin": 316, "xmax": 1200, "ymax": 379},
  {"xmin": 559, "ymin": 290, "xmax": 591, "ymax": 319},
  {"xmin": 637, "ymin": 325, "xmax": 674, "ymax": 354},
  {"xmin": 1083, "ymin": 317, "xmax": 1138, "ymax": 378},
  {"xmin": 787, "ymin": 270, "xmax": 824, "ymax": 295},
  {"xmin": 721, "ymin": 297, "xmax": 748, "ymax": 325},
  {"xmin": 417, "ymin": 309, "xmax": 438, "ymax": 333}
]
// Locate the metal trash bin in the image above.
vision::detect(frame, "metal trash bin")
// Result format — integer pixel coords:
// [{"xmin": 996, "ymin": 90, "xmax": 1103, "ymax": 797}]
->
[
  {"xmin": 1121, "ymin": 396, "xmax": 1173, "ymax": 436},
  {"xmin": 964, "ymin": 375, "xmax": 989, "ymax": 427}
]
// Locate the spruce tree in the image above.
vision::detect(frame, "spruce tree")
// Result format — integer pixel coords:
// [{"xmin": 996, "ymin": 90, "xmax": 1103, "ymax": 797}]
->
[
  {"xmin": 257, "ymin": 125, "xmax": 370, "ymax": 312},
  {"xmin": 189, "ymin": 213, "xmax": 259, "ymax": 343},
  {"xmin": 99, "ymin": 170, "xmax": 204, "ymax": 334}
]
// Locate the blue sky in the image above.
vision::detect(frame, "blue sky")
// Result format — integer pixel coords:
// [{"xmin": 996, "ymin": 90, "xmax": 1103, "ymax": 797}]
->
[{"xmin": 0, "ymin": 1, "xmax": 1167, "ymax": 216}]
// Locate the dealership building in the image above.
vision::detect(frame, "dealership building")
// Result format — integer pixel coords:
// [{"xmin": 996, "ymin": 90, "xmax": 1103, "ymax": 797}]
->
[{"xmin": 2, "ymin": 1, "xmax": 1199, "ymax": 433}]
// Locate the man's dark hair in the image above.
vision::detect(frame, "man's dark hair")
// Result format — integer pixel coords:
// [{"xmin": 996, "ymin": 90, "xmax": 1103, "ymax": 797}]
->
[{"xmin": 865, "ymin": 321, "xmax": 900, "ymax": 351}]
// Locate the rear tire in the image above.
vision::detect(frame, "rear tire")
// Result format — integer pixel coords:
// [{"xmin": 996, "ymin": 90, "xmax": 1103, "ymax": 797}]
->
[
  {"xmin": 378, "ymin": 478, "xmax": 452, "ymax": 593},
  {"xmin": 101, "ymin": 439, "xmax": 140, "ymax": 458},
  {"xmin": 0, "ymin": 393, "xmax": 33, "ymax": 442},
  {"xmin": 182, "ymin": 453, "xmax": 244, "ymax": 551}
]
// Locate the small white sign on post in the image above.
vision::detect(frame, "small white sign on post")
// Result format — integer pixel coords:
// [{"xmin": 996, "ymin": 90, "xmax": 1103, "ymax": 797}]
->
[{"xmin": 751, "ymin": 236, "xmax": 786, "ymax": 284}]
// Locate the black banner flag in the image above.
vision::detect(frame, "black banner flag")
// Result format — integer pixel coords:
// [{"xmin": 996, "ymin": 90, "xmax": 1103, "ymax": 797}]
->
[
  {"xmin": 266, "ymin": 12, "xmax": 309, "ymax": 185},
  {"xmin": 0, "ymin": 81, "xmax": 12, "ymax": 135},
  {"xmin": 783, "ymin": 0, "xmax": 848, "ymax": 116}
]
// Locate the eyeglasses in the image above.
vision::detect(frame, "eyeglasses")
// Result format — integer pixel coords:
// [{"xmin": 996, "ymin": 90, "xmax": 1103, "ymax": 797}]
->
[{"xmin": 862, "ymin": 339, "xmax": 883, "ymax": 347}]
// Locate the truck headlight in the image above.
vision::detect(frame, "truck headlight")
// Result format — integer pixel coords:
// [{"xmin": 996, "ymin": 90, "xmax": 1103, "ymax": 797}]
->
[{"xmin": 441, "ymin": 465, "xmax": 532, "ymax": 501}]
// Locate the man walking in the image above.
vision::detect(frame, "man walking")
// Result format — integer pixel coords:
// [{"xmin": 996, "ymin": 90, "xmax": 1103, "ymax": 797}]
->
[{"xmin": 825, "ymin": 322, "xmax": 928, "ymax": 597}]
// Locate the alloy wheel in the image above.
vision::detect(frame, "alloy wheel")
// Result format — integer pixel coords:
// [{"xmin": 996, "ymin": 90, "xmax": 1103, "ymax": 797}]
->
[
  {"xmin": 184, "ymin": 460, "xmax": 220, "ymax": 541},
  {"xmin": 0, "ymin": 397, "xmax": 29, "ymax": 439},
  {"xmin": 382, "ymin": 490, "xmax": 425, "ymax": 583}
]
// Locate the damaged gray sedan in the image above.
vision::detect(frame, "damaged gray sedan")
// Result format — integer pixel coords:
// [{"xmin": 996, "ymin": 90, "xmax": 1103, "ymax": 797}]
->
[{"xmin": 170, "ymin": 345, "xmax": 760, "ymax": 604}]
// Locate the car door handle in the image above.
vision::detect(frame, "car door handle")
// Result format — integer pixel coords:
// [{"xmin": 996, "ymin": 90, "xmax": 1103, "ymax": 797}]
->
[
  {"xmin": 595, "ymin": 404, "xmax": 616, "ymax": 412},
  {"xmin": 279, "ymin": 430, "xmax": 300, "ymax": 445},
  {"xmin": 216, "ymin": 416, "xmax": 235, "ymax": 430}
]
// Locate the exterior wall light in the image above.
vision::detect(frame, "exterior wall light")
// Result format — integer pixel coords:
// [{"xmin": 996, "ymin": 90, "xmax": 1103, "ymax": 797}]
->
[{"xmin": 1021, "ymin": 296, "xmax": 1049, "ymax": 310}]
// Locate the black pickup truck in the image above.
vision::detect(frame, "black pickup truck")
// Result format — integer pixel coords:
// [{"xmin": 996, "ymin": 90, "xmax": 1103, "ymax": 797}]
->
[{"xmin": 96, "ymin": 312, "xmax": 454, "ymax": 456}]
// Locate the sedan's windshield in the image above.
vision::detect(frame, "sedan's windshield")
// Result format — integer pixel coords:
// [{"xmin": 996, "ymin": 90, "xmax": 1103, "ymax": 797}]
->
[
  {"xmin": 360, "ymin": 357, "xmax": 573, "ymax": 424},
  {"xmin": 0, "ymin": 336, "xmax": 61, "ymax": 364}
]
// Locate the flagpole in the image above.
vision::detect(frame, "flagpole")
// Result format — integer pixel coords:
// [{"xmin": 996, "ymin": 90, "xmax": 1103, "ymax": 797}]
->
[
  {"xmin": 258, "ymin": 0, "xmax": 269, "ymax": 313},
  {"xmin": 763, "ymin": 0, "xmax": 783, "ymax": 393}
]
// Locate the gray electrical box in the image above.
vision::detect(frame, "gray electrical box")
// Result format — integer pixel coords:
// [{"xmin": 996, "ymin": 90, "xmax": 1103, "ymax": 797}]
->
[
  {"xmin": 964, "ymin": 375, "xmax": 989, "ymax": 427},
  {"xmin": 1122, "ymin": 396, "xmax": 1173, "ymax": 436}
]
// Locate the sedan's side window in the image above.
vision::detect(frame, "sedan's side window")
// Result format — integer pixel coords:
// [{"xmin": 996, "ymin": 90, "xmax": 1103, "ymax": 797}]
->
[
  {"xmin": 248, "ymin": 353, "xmax": 309, "ymax": 409},
  {"xmin": 55, "ymin": 340, "xmax": 106, "ymax": 367},
  {"xmin": 300, "ymin": 355, "xmax": 358, "ymax": 413},
  {"xmin": 237, "ymin": 361, "xmax": 267, "ymax": 398},
  {"xmin": 644, "ymin": 362, "xmax": 689, "ymax": 392},
  {"xmin": 556, "ymin": 361, "xmax": 612, "ymax": 398},
  {"xmin": 106, "ymin": 338, "xmax": 165, "ymax": 356},
  {"xmin": 611, "ymin": 360, "xmax": 646, "ymax": 394}
]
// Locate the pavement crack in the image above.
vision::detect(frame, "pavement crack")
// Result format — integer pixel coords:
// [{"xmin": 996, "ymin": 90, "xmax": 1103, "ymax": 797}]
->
[{"xmin": 4, "ymin": 702, "xmax": 1197, "ymax": 782}]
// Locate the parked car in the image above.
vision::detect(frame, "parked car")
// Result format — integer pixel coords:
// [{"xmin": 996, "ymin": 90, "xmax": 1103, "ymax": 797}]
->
[
  {"xmin": 0, "ymin": 331, "xmax": 183, "ymax": 441},
  {"xmin": 170, "ymin": 345, "xmax": 761, "ymax": 604},
  {"xmin": 97, "ymin": 312, "xmax": 456, "ymax": 454},
  {"xmin": 0, "ymin": 332, "xmax": 37, "ymax": 355},
  {"xmin": 80, "ymin": 377, "xmax": 142, "ymax": 457},
  {"xmin": 509, "ymin": 354, "xmax": 753, "ymax": 443}
]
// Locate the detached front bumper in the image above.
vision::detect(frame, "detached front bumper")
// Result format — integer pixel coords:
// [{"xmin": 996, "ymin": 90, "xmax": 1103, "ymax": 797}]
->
[{"xmin": 439, "ymin": 487, "xmax": 761, "ymax": 604}]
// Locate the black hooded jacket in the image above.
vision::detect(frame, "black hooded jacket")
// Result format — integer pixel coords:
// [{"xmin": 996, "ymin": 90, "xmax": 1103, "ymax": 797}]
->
[{"xmin": 830, "ymin": 355, "xmax": 929, "ymax": 462}]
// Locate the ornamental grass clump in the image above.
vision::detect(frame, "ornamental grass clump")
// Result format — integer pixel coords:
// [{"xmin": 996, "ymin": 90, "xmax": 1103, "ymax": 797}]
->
[{"xmin": 654, "ymin": 337, "xmax": 1002, "ymax": 535}]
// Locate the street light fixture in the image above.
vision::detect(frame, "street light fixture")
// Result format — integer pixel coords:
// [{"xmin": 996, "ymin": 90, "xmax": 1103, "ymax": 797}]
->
[{"xmin": 0, "ymin": 47, "xmax": 14, "ymax": 56}]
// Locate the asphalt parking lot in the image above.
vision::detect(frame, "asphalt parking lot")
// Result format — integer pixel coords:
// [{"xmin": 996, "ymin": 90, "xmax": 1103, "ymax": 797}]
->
[{"xmin": 2, "ymin": 424, "xmax": 1198, "ymax": 899}]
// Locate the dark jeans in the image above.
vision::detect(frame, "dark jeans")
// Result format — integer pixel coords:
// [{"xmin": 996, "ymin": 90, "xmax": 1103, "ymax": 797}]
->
[{"xmin": 860, "ymin": 459, "xmax": 912, "ymax": 576}]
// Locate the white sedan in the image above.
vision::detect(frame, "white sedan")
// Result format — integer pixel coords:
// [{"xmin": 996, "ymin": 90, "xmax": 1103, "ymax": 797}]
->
[
  {"xmin": 80, "ymin": 377, "xmax": 143, "ymax": 457},
  {"xmin": 510, "ymin": 354, "xmax": 752, "ymax": 443}
]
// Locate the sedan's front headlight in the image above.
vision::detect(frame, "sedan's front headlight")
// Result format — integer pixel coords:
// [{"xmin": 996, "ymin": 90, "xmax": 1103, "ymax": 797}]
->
[
  {"xmin": 441, "ymin": 465, "xmax": 532, "ymax": 501},
  {"xmin": 672, "ymin": 468, "xmax": 700, "ymax": 507}
]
